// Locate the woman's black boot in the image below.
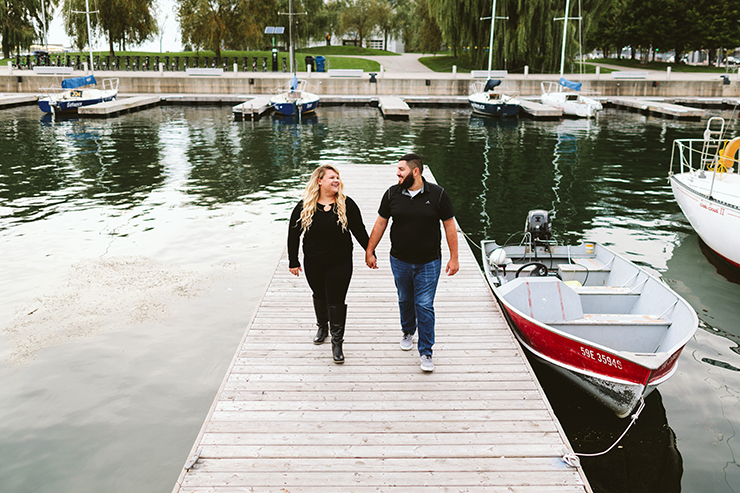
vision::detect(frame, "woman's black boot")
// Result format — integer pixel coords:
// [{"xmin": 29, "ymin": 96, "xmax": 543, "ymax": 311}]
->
[
  {"xmin": 328, "ymin": 304, "xmax": 347, "ymax": 364},
  {"xmin": 312, "ymin": 297, "xmax": 329, "ymax": 344}
]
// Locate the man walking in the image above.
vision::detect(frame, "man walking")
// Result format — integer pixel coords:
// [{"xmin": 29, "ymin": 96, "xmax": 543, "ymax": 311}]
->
[{"xmin": 365, "ymin": 153, "xmax": 459, "ymax": 372}]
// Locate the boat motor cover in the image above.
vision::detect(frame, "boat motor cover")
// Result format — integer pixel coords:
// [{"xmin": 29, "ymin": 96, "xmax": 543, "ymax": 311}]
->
[
  {"xmin": 559, "ymin": 77, "xmax": 582, "ymax": 92},
  {"xmin": 484, "ymin": 79, "xmax": 502, "ymax": 91},
  {"xmin": 62, "ymin": 75, "xmax": 97, "ymax": 89}
]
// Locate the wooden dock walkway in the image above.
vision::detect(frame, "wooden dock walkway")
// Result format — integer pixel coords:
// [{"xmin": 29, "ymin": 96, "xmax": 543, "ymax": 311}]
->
[
  {"xmin": 173, "ymin": 163, "xmax": 590, "ymax": 492},
  {"xmin": 607, "ymin": 96, "xmax": 704, "ymax": 119}
]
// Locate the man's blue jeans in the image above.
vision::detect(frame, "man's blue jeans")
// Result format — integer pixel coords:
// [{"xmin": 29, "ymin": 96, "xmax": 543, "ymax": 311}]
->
[{"xmin": 389, "ymin": 255, "xmax": 441, "ymax": 357}]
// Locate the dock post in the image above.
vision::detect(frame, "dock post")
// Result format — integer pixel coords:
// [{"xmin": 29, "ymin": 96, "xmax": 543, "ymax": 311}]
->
[
  {"xmin": 524, "ymin": 65, "xmax": 528, "ymax": 78},
  {"xmin": 452, "ymin": 65, "xmax": 457, "ymax": 78},
  {"xmin": 666, "ymin": 67, "xmax": 671, "ymax": 80},
  {"xmin": 595, "ymin": 66, "xmax": 600, "ymax": 79}
]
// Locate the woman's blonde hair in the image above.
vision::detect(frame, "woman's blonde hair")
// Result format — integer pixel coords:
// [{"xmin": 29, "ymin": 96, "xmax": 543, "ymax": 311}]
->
[{"xmin": 299, "ymin": 165, "xmax": 348, "ymax": 232}]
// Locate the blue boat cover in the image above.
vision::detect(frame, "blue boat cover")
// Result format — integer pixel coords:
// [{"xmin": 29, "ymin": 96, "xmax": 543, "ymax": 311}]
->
[
  {"xmin": 559, "ymin": 77, "xmax": 582, "ymax": 91},
  {"xmin": 290, "ymin": 75, "xmax": 298, "ymax": 91},
  {"xmin": 61, "ymin": 75, "xmax": 96, "ymax": 89},
  {"xmin": 484, "ymin": 79, "xmax": 502, "ymax": 91}
]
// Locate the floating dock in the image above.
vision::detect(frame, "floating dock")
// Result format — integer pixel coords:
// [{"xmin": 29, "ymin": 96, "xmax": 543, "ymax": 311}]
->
[
  {"xmin": 519, "ymin": 99, "xmax": 564, "ymax": 119},
  {"xmin": 78, "ymin": 95, "xmax": 161, "ymax": 116},
  {"xmin": 172, "ymin": 164, "xmax": 591, "ymax": 493},
  {"xmin": 0, "ymin": 93, "xmax": 36, "ymax": 108},
  {"xmin": 232, "ymin": 97, "xmax": 272, "ymax": 120},
  {"xmin": 378, "ymin": 96, "xmax": 411, "ymax": 118},
  {"xmin": 607, "ymin": 96, "xmax": 704, "ymax": 119}
]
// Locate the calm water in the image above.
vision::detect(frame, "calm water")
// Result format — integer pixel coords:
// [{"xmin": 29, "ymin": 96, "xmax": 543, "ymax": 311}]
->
[{"xmin": 1, "ymin": 105, "xmax": 739, "ymax": 492}]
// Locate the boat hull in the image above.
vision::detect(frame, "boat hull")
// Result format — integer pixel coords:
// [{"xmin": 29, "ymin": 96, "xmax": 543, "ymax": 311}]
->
[
  {"xmin": 671, "ymin": 173, "xmax": 740, "ymax": 269},
  {"xmin": 270, "ymin": 92, "xmax": 320, "ymax": 116},
  {"xmin": 38, "ymin": 91, "xmax": 117, "ymax": 114},
  {"xmin": 541, "ymin": 91, "xmax": 602, "ymax": 118},
  {"xmin": 468, "ymin": 93, "xmax": 520, "ymax": 117},
  {"xmin": 498, "ymin": 298, "xmax": 678, "ymax": 417}
]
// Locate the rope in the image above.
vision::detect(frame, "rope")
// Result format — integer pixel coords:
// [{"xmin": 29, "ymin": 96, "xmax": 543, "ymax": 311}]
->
[{"xmin": 562, "ymin": 397, "xmax": 646, "ymax": 467}]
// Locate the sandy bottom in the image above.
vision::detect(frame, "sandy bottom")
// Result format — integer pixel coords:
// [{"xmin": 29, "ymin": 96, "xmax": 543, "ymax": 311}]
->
[{"xmin": 4, "ymin": 256, "xmax": 233, "ymax": 365}]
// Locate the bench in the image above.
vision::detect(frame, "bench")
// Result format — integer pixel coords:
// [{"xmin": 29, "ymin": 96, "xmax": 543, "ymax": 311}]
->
[
  {"xmin": 548, "ymin": 313, "xmax": 670, "ymax": 352},
  {"xmin": 186, "ymin": 68, "xmax": 224, "ymax": 76},
  {"xmin": 33, "ymin": 66, "xmax": 74, "ymax": 75},
  {"xmin": 327, "ymin": 69, "xmax": 363, "ymax": 77},
  {"xmin": 570, "ymin": 285, "xmax": 641, "ymax": 313},
  {"xmin": 471, "ymin": 70, "xmax": 508, "ymax": 79},
  {"xmin": 611, "ymin": 71, "xmax": 649, "ymax": 79}
]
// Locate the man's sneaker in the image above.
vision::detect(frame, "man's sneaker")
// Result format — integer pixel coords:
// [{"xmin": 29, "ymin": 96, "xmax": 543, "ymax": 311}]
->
[
  {"xmin": 400, "ymin": 333, "xmax": 414, "ymax": 351},
  {"xmin": 420, "ymin": 354, "xmax": 434, "ymax": 372}
]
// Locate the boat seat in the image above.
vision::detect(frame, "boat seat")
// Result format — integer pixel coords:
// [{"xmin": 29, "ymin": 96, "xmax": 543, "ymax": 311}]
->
[
  {"xmin": 558, "ymin": 259, "xmax": 611, "ymax": 285},
  {"xmin": 572, "ymin": 286, "xmax": 638, "ymax": 295},
  {"xmin": 570, "ymin": 285, "xmax": 641, "ymax": 313},
  {"xmin": 548, "ymin": 313, "xmax": 669, "ymax": 326}
]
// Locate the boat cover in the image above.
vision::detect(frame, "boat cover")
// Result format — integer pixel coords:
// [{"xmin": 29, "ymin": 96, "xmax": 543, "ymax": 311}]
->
[
  {"xmin": 484, "ymin": 79, "xmax": 502, "ymax": 91},
  {"xmin": 559, "ymin": 77, "xmax": 582, "ymax": 91},
  {"xmin": 61, "ymin": 75, "xmax": 97, "ymax": 89},
  {"xmin": 290, "ymin": 75, "xmax": 298, "ymax": 91}
]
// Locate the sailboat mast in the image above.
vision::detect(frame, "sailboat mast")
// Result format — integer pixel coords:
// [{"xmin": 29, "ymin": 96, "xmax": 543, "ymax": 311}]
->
[
  {"xmin": 41, "ymin": 0, "xmax": 48, "ymax": 52},
  {"xmin": 288, "ymin": 0, "xmax": 295, "ymax": 73},
  {"xmin": 85, "ymin": 0, "xmax": 94, "ymax": 74},
  {"xmin": 487, "ymin": 0, "xmax": 497, "ymax": 76},
  {"xmin": 559, "ymin": 0, "xmax": 570, "ymax": 77}
]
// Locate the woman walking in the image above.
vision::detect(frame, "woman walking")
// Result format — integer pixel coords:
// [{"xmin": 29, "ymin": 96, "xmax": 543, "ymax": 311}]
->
[{"xmin": 288, "ymin": 165, "xmax": 371, "ymax": 363}]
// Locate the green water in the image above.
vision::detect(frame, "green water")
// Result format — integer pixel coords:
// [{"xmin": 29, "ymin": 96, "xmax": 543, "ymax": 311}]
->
[{"xmin": 1, "ymin": 105, "xmax": 738, "ymax": 492}]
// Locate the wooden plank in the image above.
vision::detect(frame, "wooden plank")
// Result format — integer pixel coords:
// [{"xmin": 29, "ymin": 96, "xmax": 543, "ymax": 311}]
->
[
  {"xmin": 78, "ymin": 95, "xmax": 161, "ymax": 115},
  {"xmin": 378, "ymin": 96, "xmax": 410, "ymax": 118},
  {"xmin": 172, "ymin": 164, "xmax": 591, "ymax": 493}
]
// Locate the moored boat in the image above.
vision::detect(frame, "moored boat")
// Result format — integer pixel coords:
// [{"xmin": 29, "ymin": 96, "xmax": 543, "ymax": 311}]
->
[
  {"xmin": 38, "ymin": 75, "xmax": 119, "ymax": 114},
  {"xmin": 468, "ymin": 79, "xmax": 520, "ymax": 118},
  {"xmin": 481, "ymin": 210, "xmax": 698, "ymax": 417},
  {"xmin": 669, "ymin": 116, "xmax": 740, "ymax": 269},
  {"xmin": 541, "ymin": 79, "xmax": 602, "ymax": 118},
  {"xmin": 270, "ymin": 76, "xmax": 319, "ymax": 116}
]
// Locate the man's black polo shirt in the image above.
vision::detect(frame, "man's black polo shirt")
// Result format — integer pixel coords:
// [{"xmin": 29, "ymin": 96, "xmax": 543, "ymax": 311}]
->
[{"xmin": 378, "ymin": 177, "xmax": 455, "ymax": 264}]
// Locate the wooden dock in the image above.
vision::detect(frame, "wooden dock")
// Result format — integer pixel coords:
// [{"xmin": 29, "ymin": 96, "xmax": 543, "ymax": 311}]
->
[
  {"xmin": 378, "ymin": 96, "xmax": 411, "ymax": 118},
  {"xmin": 607, "ymin": 96, "xmax": 704, "ymax": 119},
  {"xmin": 173, "ymin": 163, "xmax": 591, "ymax": 492},
  {"xmin": 232, "ymin": 97, "xmax": 273, "ymax": 120},
  {"xmin": 78, "ymin": 95, "xmax": 161, "ymax": 116},
  {"xmin": 0, "ymin": 93, "xmax": 36, "ymax": 107},
  {"xmin": 519, "ymin": 99, "xmax": 564, "ymax": 119}
]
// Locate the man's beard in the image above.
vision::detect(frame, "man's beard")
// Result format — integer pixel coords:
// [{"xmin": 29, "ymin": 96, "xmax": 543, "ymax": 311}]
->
[{"xmin": 400, "ymin": 173, "xmax": 415, "ymax": 189}]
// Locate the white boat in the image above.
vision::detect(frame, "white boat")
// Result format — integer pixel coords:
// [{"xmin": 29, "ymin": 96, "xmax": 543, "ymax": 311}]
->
[
  {"xmin": 670, "ymin": 116, "xmax": 740, "ymax": 269},
  {"xmin": 467, "ymin": 0, "xmax": 520, "ymax": 118},
  {"xmin": 270, "ymin": 76, "xmax": 319, "ymax": 116},
  {"xmin": 481, "ymin": 210, "xmax": 698, "ymax": 418},
  {"xmin": 541, "ymin": 79, "xmax": 602, "ymax": 118},
  {"xmin": 540, "ymin": 0, "xmax": 601, "ymax": 118},
  {"xmin": 38, "ymin": 75, "xmax": 118, "ymax": 114}
]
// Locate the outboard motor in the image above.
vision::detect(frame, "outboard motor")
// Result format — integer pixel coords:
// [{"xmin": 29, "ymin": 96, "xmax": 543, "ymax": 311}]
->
[{"xmin": 525, "ymin": 209, "xmax": 552, "ymax": 245}]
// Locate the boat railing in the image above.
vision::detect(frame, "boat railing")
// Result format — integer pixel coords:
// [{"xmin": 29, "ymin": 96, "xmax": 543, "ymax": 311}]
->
[
  {"xmin": 670, "ymin": 138, "xmax": 738, "ymax": 175},
  {"xmin": 102, "ymin": 78, "xmax": 119, "ymax": 92},
  {"xmin": 470, "ymin": 81, "xmax": 519, "ymax": 98}
]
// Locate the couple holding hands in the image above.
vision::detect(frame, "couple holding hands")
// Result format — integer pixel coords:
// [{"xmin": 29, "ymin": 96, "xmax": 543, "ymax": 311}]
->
[{"xmin": 287, "ymin": 154, "xmax": 458, "ymax": 372}]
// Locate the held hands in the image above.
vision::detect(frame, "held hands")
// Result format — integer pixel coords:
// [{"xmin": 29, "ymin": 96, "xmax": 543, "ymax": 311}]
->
[
  {"xmin": 365, "ymin": 250, "xmax": 378, "ymax": 269},
  {"xmin": 289, "ymin": 266, "xmax": 302, "ymax": 277}
]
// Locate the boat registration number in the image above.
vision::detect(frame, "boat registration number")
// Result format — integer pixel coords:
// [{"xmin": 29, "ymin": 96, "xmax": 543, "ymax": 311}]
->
[
  {"xmin": 580, "ymin": 346, "xmax": 623, "ymax": 369},
  {"xmin": 70, "ymin": 90, "xmax": 82, "ymax": 98}
]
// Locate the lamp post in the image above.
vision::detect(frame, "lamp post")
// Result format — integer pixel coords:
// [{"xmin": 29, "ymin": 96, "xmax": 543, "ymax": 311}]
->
[{"xmin": 264, "ymin": 26, "xmax": 285, "ymax": 72}]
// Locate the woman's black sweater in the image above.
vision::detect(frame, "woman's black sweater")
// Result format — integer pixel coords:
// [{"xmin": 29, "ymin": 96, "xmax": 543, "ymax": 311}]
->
[{"xmin": 288, "ymin": 197, "xmax": 370, "ymax": 268}]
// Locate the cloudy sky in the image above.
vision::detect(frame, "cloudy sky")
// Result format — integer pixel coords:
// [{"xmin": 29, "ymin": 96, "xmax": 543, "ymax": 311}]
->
[{"xmin": 47, "ymin": 0, "xmax": 182, "ymax": 52}]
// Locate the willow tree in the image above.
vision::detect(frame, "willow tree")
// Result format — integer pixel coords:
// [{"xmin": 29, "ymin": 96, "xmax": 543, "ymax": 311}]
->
[
  {"xmin": 2, "ymin": 0, "xmax": 58, "ymax": 57},
  {"xmin": 177, "ymin": 0, "xmax": 274, "ymax": 56},
  {"xmin": 62, "ymin": 0, "xmax": 157, "ymax": 55}
]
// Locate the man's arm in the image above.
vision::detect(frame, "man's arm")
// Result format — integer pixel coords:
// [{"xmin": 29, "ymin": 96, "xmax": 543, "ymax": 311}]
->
[
  {"xmin": 443, "ymin": 218, "xmax": 459, "ymax": 276},
  {"xmin": 365, "ymin": 216, "xmax": 388, "ymax": 269}
]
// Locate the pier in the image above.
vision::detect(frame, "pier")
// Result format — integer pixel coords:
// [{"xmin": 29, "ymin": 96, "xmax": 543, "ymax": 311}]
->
[{"xmin": 171, "ymin": 164, "xmax": 591, "ymax": 492}]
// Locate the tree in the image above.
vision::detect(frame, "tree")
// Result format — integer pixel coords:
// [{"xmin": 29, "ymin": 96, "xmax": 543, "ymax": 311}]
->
[
  {"xmin": 338, "ymin": 0, "xmax": 376, "ymax": 47},
  {"xmin": 1, "ymin": 0, "xmax": 58, "ymax": 58},
  {"xmin": 62, "ymin": 0, "xmax": 157, "ymax": 55}
]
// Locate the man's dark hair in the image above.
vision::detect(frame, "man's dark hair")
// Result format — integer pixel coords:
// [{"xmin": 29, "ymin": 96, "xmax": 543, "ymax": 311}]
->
[{"xmin": 400, "ymin": 153, "xmax": 424, "ymax": 175}]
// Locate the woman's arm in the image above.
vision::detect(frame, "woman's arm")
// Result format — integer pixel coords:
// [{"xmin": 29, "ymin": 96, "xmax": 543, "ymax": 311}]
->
[{"xmin": 287, "ymin": 202, "xmax": 303, "ymax": 272}]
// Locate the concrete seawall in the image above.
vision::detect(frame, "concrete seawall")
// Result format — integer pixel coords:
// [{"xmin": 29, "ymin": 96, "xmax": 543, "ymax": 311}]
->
[{"xmin": 3, "ymin": 69, "xmax": 740, "ymax": 98}]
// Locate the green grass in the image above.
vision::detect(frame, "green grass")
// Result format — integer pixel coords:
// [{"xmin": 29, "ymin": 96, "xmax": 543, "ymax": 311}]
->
[
  {"xmin": 588, "ymin": 57, "xmax": 734, "ymax": 73},
  {"xmin": 419, "ymin": 55, "xmax": 472, "ymax": 73},
  {"xmin": 299, "ymin": 45, "xmax": 399, "ymax": 56},
  {"xmin": 1, "ymin": 49, "xmax": 380, "ymax": 72}
]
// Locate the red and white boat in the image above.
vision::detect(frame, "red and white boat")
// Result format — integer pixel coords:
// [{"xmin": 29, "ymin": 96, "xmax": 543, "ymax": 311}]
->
[
  {"xmin": 481, "ymin": 210, "xmax": 698, "ymax": 418},
  {"xmin": 670, "ymin": 116, "xmax": 740, "ymax": 269}
]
